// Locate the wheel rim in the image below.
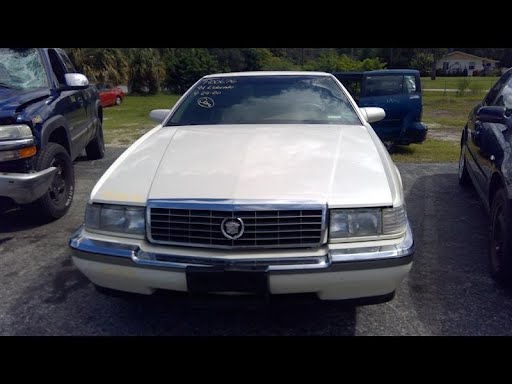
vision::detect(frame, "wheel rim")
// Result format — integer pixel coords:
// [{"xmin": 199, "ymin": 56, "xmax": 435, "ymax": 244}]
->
[
  {"xmin": 48, "ymin": 157, "xmax": 68, "ymax": 204},
  {"xmin": 458, "ymin": 148, "xmax": 465, "ymax": 179},
  {"xmin": 115, "ymin": 97, "xmax": 121, "ymax": 105},
  {"xmin": 491, "ymin": 205, "xmax": 506, "ymax": 272}
]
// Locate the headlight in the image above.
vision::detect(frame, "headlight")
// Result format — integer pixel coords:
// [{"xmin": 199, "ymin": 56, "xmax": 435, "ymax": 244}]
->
[
  {"xmin": 330, "ymin": 208, "xmax": 382, "ymax": 239},
  {"xmin": 329, "ymin": 206, "xmax": 407, "ymax": 240},
  {"xmin": 0, "ymin": 124, "xmax": 33, "ymax": 140},
  {"xmin": 85, "ymin": 203, "xmax": 145, "ymax": 237}
]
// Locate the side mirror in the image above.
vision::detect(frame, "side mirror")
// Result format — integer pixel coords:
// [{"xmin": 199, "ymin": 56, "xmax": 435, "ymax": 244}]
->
[
  {"xmin": 360, "ymin": 107, "xmax": 386, "ymax": 123},
  {"xmin": 64, "ymin": 73, "xmax": 89, "ymax": 89},
  {"xmin": 476, "ymin": 106, "xmax": 509, "ymax": 125},
  {"xmin": 149, "ymin": 109, "xmax": 171, "ymax": 123}
]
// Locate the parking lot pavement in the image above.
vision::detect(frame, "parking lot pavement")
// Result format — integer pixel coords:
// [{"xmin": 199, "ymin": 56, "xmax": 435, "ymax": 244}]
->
[{"xmin": 1, "ymin": 147, "xmax": 512, "ymax": 335}]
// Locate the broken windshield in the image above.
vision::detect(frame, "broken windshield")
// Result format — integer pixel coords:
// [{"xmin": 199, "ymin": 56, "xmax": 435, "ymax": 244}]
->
[{"xmin": 0, "ymin": 48, "xmax": 48, "ymax": 90}]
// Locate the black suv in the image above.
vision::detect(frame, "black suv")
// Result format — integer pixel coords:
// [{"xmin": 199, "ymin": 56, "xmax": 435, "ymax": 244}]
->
[
  {"xmin": 459, "ymin": 67, "xmax": 512, "ymax": 284},
  {"xmin": 0, "ymin": 48, "xmax": 104, "ymax": 219}
]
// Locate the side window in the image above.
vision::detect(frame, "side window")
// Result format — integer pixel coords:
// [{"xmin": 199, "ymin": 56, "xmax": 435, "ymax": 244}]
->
[
  {"xmin": 58, "ymin": 51, "xmax": 76, "ymax": 73},
  {"xmin": 494, "ymin": 75, "xmax": 512, "ymax": 110},
  {"xmin": 365, "ymin": 75, "xmax": 403, "ymax": 97},
  {"xmin": 48, "ymin": 49, "xmax": 66, "ymax": 86},
  {"xmin": 340, "ymin": 78, "xmax": 362, "ymax": 101},
  {"xmin": 403, "ymin": 75, "xmax": 417, "ymax": 94},
  {"xmin": 484, "ymin": 72, "xmax": 511, "ymax": 106}
]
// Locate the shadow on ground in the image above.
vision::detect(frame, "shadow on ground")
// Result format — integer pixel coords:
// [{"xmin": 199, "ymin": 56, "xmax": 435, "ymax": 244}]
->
[{"xmin": 401, "ymin": 164, "xmax": 512, "ymax": 335}]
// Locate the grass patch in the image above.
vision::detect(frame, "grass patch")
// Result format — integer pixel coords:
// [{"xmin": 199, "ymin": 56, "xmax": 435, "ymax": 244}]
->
[
  {"xmin": 102, "ymin": 93, "xmax": 180, "ymax": 145},
  {"xmin": 422, "ymin": 91, "xmax": 481, "ymax": 130},
  {"xmin": 391, "ymin": 139, "xmax": 459, "ymax": 163},
  {"xmin": 421, "ymin": 76, "xmax": 497, "ymax": 90}
]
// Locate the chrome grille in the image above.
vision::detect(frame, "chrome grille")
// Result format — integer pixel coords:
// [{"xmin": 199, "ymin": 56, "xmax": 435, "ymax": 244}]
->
[{"xmin": 148, "ymin": 202, "xmax": 325, "ymax": 249}]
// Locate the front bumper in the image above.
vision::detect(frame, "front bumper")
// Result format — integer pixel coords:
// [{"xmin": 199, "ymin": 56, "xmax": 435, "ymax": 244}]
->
[
  {"xmin": 398, "ymin": 122, "xmax": 428, "ymax": 145},
  {"xmin": 69, "ymin": 222, "xmax": 415, "ymax": 301},
  {"xmin": 0, "ymin": 167, "xmax": 57, "ymax": 204}
]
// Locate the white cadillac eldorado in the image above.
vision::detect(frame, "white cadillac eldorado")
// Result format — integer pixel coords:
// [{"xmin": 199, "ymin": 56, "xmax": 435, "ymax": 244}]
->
[{"xmin": 69, "ymin": 71, "xmax": 414, "ymax": 304}]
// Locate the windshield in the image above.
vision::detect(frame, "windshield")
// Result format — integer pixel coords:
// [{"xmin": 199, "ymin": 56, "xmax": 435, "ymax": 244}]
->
[
  {"xmin": 167, "ymin": 75, "xmax": 360, "ymax": 126},
  {"xmin": 0, "ymin": 48, "xmax": 48, "ymax": 90}
]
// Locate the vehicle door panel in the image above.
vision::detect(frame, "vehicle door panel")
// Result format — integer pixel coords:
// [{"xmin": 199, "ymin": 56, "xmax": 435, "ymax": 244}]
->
[
  {"xmin": 48, "ymin": 49, "xmax": 88, "ymax": 156},
  {"xmin": 467, "ymin": 73, "xmax": 511, "ymax": 192},
  {"xmin": 359, "ymin": 74, "xmax": 408, "ymax": 141},
  {"xmin": 466, "ymin": 105, "xmax": 487, "ymax": 191},
  {"xmin": 58, "ymin": 49, "xmax": 95, "ymax": 144}
]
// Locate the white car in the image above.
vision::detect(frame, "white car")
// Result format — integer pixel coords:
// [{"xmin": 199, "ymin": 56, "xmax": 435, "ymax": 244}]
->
[{"xmin": 69, "ymin": 71, "xmax": 414, "ymax": 303}]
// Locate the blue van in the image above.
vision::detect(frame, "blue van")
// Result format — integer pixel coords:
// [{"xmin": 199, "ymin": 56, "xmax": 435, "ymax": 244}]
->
[{"xmin": 333, "ymin": 69, "xmax": 428, "ymax": 149}]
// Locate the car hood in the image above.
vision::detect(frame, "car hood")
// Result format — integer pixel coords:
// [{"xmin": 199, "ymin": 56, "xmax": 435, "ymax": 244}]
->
[
  {"xmin": 91, "ymin": 124, "xmax": 396, "ymax": 207},
  {"xmin": 0, "ymin": 87, "xmax": 50, "ymax": 120}
]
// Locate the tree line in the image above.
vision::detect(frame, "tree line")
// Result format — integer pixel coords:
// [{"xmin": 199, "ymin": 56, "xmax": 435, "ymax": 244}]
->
[{"xmin": 65, "ymin": 48, "xmax": 512, "ymax": 94}]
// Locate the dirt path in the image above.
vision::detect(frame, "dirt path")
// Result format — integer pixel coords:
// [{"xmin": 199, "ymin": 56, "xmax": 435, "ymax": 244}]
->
[{"xmin": 426, "ymin": 124, "xmax": 460, "ymax": 142}]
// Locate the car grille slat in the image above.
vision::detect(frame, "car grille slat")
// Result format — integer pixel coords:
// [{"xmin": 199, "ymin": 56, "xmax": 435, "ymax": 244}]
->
[{"xmin": 148, "ymin": 207, "xmax": 324, "ymax": 249}]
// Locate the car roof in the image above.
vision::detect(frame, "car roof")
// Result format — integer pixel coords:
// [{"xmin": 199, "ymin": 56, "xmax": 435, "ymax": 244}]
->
[
  {"xmin": 366, "ymin": 69, "xmax": 420, "ymax": 75},
  {"xmin": 203, "ymin": 71, "xmax": 332, "ymax": 78},
  {"xmin": 333, "ymin": 69, "xmax": 420, "ymax": 76}
]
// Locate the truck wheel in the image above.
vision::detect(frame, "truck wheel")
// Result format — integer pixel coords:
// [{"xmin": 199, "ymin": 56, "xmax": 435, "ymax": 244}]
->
[
  {"xmin": 34, "ymin": 143, "xmax": 74, "ymax": 220},
  {"xmin": 115, "ymin": 96, "xmax": 122, "ymax": 105},
  {"xmin": 85, "ymin": 122, "xmax": 105, "ymax": 160},
  {"xmin": 489, "ymin": 188, "xmax": 512, "ymax": 286}
]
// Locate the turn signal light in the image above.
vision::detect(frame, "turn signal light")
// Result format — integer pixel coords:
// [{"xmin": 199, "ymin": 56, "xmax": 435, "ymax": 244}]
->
[
  {"xmin": 18, "ymin": 146, "xmax": 37, "ymax": 159},
  {"xmin": 0, "ymin": 146, "xmax": 37, "ymax": 162}
]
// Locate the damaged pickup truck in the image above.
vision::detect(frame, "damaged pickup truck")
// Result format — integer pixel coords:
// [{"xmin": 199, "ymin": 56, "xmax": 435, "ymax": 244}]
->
[{"xmin": 0, "ymin": 48, "xmax": 104, "ymax": 219}]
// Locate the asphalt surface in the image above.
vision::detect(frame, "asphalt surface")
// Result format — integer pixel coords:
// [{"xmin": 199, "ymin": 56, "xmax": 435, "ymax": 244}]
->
[{"xmin": 1, "ymin": 147, "xmax": 512, "ymax": 336}]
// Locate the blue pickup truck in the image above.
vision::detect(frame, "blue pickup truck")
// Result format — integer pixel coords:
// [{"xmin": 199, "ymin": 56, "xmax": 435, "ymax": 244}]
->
[
  {"xmin": 333, "ymin": 69, "xmax": 428, "ymax": 150},
  {"xmin": 0, "ymin": 48, "xmax": 104, "ymax": 220}
]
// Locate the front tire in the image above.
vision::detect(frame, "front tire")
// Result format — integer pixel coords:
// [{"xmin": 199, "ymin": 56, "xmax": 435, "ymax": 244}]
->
[
  {"xmin": 34, "ymin": 143, "xmax": 74, "ymax": 220},
  {"xmin": 85, "ymin": 121, "xmax": 105, "ymax": 160},
  {"xmin": 489, "ymin": 188, "xmax": 512, "ymax": 286},
  {"xmin": 115, "ymin": 96, "xmax": 122, "ymax": 106},
  {"xmin": 458, "ymin": 145, "xmax": 471, "ymax": 187}
]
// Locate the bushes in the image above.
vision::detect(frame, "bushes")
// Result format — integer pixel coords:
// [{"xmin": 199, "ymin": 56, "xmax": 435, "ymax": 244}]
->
[
  {"xmin": 163, "ymin": 49, "xmax": 219, "ymax": 94},
  {"xmin": 456, "ymin": 78, "xmax": 471, "ymax": 97}
]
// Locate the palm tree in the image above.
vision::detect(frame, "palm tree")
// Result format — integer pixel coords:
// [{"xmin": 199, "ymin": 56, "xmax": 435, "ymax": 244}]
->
[
  {"xmin": 127, "ymin": 48, "xmax": 164, "ymax": 94},
  {"xmin": 65, "ymin": 48, "xmax": 128, "ymax": 85}
]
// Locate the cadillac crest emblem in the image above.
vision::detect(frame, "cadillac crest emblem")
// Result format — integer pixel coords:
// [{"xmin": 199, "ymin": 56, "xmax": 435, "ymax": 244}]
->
[{"xmin": 221, "ymin": 217, "xmax": 244, "ymax": 240}]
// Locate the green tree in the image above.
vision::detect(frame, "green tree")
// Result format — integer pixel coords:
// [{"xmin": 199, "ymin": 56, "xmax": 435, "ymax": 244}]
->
[
  {"xmin": 163, "ymin": 48, "xmax": 219, "ymax": 93},
  {"xmin": 128, "ymin": 48, "xmax": 164, "ymax": 95},
  {"xmin": 423, "ymin": 48, "xmax": 448, "ymax": 80},
  {"xmin": 207, "ymin": 48, "xmax": 246, "ymax": 72},
  {"xmin": 409, "ymin": 52, "xmax": 434, "ymax": 76},
  {"xmin": 258, "ymin": 49, "xmax": 299, "ymax": 70},
  {"xmin": 304, "ymin": 52, "xmax": 386, "ymax": 72},
  {"xmin": 65, "ymin": 48, "xmax": 128, "ymax": 85}
]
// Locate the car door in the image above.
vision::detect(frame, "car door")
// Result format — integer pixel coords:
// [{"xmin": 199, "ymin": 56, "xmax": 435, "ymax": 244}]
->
[
  {"xmin": 359, "ymin": 74, "xmax": 408, "ymax": 142},
  {"xmin": 467, "ymin": 71, "xmax": 512, "ymax": 193},
  {"xmin": 47, "ymin": 49, "xmax": 89, "ymax": 155},
  {"xmin": 58, "ymin": 49, "xmax": 97, "ymax": 144}
]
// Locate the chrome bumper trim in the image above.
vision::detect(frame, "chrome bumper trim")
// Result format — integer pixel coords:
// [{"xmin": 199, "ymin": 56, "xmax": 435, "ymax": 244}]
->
[{"xmin": 69, "ymin": 221, "xmax": 414, "ymax": 273}]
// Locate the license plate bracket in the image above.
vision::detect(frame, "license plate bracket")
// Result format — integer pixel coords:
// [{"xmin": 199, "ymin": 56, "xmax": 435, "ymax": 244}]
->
[{"xmin": 186, "ymin": 266, "xmax": 269, "ymax": 295}]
